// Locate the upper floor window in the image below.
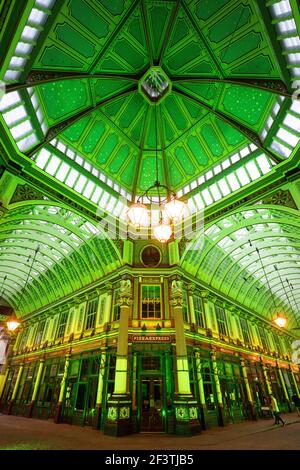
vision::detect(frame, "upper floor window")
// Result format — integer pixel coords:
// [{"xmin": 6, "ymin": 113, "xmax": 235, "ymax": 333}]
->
[
  {"xmin": 273, "ymin": 333, "xmax": 283, "ymax": 354},
  {"xmin": 240, "ymin": 318, "xmax": 251, "ymax": 345},
  {"xmin": 113, "ymin": 288, "xmax": 120, "ymax": 321},
  {"xmin": 85, "ymin": 298, "xmax": 98, "ymax": 330},
  {"xmin": 258, "ymin": 326, "xmax": 269, "ymax": 351},
  {"xmin": 284, "ymin": 337, "xmax": 291, "ymax": 356},
  {"xmin": 141, "ymin": 285, "xmax": 161, "ymax": 318},
  {"xmin": 193, "ymin": 295, "xmax": 205, "ymax": 328},
  {"xmin": 215, "ymin": 306, "xmax": 227, "ymax": 336},
  {"xmin": 18, "ymin": 327, "xmax": 30, "ymax": 351},
  {"xmin": 56, "ymin": 311, "xmax": 68, "ymax": 339},
  {"xmin": 35, "ymin": 320, "xmax": 46, "ymax": 346}
]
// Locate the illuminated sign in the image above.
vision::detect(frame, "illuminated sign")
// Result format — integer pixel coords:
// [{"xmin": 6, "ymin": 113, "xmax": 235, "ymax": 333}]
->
[{"xmin": 132, "ymin": 335, "xmax": 171, "ymax": 342}]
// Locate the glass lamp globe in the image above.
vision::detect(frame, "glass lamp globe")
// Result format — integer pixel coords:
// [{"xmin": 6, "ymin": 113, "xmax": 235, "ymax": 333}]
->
[
  {"xmin": 127, "ymin": 203, "xmax": 148, "ymax": 228},
  {"xmin": 153, "ymin": 222, "xmax": 172, "ymax": 243},
  {"xmin": 274, "ymin": 315, "xmax": 287, "ymax": 328},
  {"xmin": 7, "ymin": 320, "xmax": 20, "ymax": 332},
  {"xmin": 165, "ymin": 198, "xmax": 185, "ymax": 221}
]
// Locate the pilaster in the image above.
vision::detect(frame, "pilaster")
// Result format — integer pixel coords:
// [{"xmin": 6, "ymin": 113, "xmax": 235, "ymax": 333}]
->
[
  {"xmin": 290, "ymin": 369, "xmax": 300, "ymax": 398},
  {"xmin": 211, "ymin": 352, "xmax": 225, "ymax": 426},
  {"xmin": 277, "ymin": 363, "xmax": 292, "ymax": 411},
  {"xmin": 54, "ymin": 352, "xmax": 71, "ymax": 423},
  {"xmin": 262, "ymin": 362, "xmax": 273, "ymax": 395},
  {"xmin": 241, "ymin": 359, "xmax": 257, "ymax": 420},
  {"xmin": 28, "ymin": 358, "xmax": 45, "ymax": 418},
  {"xmin": 104, "ymin": 277, "xmax": 133, "ymax": 436},
  {"xmin": 8, "ymin": 363, "xmax": 24, "ymax": 414},
  {"xmin": 170, "ymin": 278, "xmax": 200, "ymax": 435},
  {"xmin": 195, "ymin": 351, "xmax": 207, "ymax": 429},
  {"xmin": 93, "ymin": 352, "xmax": 107, "ymax": 430}
]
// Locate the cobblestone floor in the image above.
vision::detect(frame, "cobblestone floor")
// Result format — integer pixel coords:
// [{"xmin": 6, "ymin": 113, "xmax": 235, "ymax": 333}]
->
[{"xmin": 0, "ymin": 412, "xmax": 300, "ymax": 450}]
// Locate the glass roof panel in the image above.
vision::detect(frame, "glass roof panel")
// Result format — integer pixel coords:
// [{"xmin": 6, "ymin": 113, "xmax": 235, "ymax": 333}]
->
[
  {"xmin": 2, "ymin": 0, "xmax": 299, "ymax": 206},
  {"xmin": 183, "ymin": 206, "xmax": 300, "ymax": 329},
  {"xmin": 0, "ymin": 202, "xmax": 121, "ymax": 315}
]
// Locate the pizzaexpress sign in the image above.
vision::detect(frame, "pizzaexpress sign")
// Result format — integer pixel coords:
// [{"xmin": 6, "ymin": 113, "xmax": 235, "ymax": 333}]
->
[{"xmin": 132, "ymin": 335, "xmax": 171, "ymax": 342}]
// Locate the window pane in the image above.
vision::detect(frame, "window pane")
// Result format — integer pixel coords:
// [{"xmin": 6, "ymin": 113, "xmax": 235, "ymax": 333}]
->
[{"xmin": 141, "ymin": 285, "xmax": 161, "ymax": 318}]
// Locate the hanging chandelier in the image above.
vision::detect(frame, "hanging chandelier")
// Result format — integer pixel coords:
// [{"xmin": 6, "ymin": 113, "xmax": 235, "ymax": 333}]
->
[{"xmin": 127, "ymin": 98, "xmax": 186, "ymax": 243}]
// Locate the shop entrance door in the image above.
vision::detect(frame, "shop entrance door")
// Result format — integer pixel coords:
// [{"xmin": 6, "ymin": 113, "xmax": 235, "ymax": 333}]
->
[{"xmin": 140, "ymin": 376, "xmax": 164, "ymax": 432}]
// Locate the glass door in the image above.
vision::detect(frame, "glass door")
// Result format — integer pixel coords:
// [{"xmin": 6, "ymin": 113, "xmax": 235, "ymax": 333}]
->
[{"xmin": 140, "ymin": 376, "xmax": 164, "ymax": 431}]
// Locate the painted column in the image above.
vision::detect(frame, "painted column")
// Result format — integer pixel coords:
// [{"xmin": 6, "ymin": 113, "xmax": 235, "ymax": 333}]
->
[
  {"xmin": 0, "ymin": 366, "xmax": 10, "ymax": 401},
  {"xmin": 104, "ymin": 278, "xmax": 132, "ymax": 436},
  {"xmin": 211, "ymin": 352, "xmax": 224, "ymax": 426},
  {"xmin": 195, "ymin": 351, "xmax": 206, "ymax": 429},
  {"xmin": 113, "ymin": 283, "xmax": 131, "ymax": 395},
  {"xmin": 0, "ymin": 334, "xmax": 15, "ymax": 400},
  {"xmin": 277, "ymin": 364, "xmax": 292, "ymax": 412},
  {"xmin": 171, "ymin": 280, "xmax": 191, "ymax": 396},
  {"xmin": 93, "ymin": 352, "xmax": 107, "ymax": 430},
  {"xmin": 54, "ymin": 352, "xmax": 71, "ymax": 423},
  {"xmin": 262, "ymin": 363, "xmax": 273, "ymax": 395},
  {"xmin": 241, "ymin": 359, "xmax": 256, "ymax": 420},
  {"xmin": 8, "ymin": 364, "xmax": 24, "ymax": 414},
  {"xmin": 131, "ymin": 353, "xmax": 137, "ymax": 411},
  {"xmin": 131, "ymin": 352, "xmax": 138, "ymax": 433},
  {"xmin": 165, "ymin": 352, "xmax": 174, "ymax": 433},
  {"xmin": 28, "ymin": 358, "xmax": 44, "ymax": 417},
  {"xmin": 170, "ymin": 278, "xmax": 200, "ymax": 435},
  {"xmin": 291, "ymin": 369, "xmax": 300, "ymax": 398}
]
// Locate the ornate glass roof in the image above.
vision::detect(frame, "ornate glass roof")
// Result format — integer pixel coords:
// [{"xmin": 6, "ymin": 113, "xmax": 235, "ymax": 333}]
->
[
  {"xmin": 0, "ymin": 201, "xmax": 122, "ymax": 316},
  {"xmin": 182, "ymin": 205, "xmax": 300, "ymax": 330}
]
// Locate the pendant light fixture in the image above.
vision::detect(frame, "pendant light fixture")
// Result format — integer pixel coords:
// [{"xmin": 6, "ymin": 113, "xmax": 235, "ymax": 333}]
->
[
  {"xmin": 153, "ymin": 219, "xmax": 173, "ymax": 244},
  {"xmin": 126, "ymin": 202, "xmax": 148, "ymax": 229},
  {"xmin": 127, "ymin": 96, "xmax": 186, "ymax": 242}
]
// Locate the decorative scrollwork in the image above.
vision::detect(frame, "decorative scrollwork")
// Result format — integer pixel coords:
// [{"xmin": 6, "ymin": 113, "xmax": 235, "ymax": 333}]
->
[{"xmin": 11, "ymin": 184, "xmax": 45, "ymax": 203}]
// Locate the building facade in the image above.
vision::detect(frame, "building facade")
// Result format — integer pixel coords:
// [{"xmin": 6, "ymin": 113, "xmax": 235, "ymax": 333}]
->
[{"xmin": 1, "ymin": 237, "xmax": 299, "ymax": 435}]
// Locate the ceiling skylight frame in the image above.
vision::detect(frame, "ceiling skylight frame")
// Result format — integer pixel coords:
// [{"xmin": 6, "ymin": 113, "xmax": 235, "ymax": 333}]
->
[
  {"xmin": 32, "ymin": 145, "xmax": 129, "ymax": 220},
  {"xmin": 268, "ymin": 1, "xmax": 300, "ymax": 159},
  {"xmin": 187, "ymin": 152, "xmax": 275, "ymax": 214},
  {"xmin": 2, "ymin": 0, "xmax": 56, "ymax": 84},
  {"xmin": 51, "ymin": 138, "xmax": 132, "ymax": 201}
]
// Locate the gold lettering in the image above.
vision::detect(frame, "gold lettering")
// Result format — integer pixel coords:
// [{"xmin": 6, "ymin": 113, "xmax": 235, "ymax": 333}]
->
[{"xmin": 142, "ymin": 297, "xmax": 160, "ymax": 304}]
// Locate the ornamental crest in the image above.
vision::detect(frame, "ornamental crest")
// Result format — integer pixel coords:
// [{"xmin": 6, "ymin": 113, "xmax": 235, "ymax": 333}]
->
[
  {"xmin": 119, "ymin": 407, "xmax": 130, "ymax": 419},
  {"xmin": 175, "ymin": 406, "xmax": 189, "ymax": 420},
  {"xmin": 189, "ymin": 407, "xmax": 198, "ymax": 419},
  {"xmin": 107, "ymin": 407, "xmax": 118, "ymax": 421}
]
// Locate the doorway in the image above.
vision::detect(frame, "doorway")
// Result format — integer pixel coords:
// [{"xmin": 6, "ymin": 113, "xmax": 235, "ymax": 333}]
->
[{"xmin": 140, "ymin": 376, "xmax": 164, "ymax": 432}]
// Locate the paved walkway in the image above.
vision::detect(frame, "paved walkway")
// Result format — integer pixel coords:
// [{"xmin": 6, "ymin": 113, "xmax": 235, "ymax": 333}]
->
[{"xmin": 0, "ymin": 412, "xmax": 300, "ymax": 450}]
